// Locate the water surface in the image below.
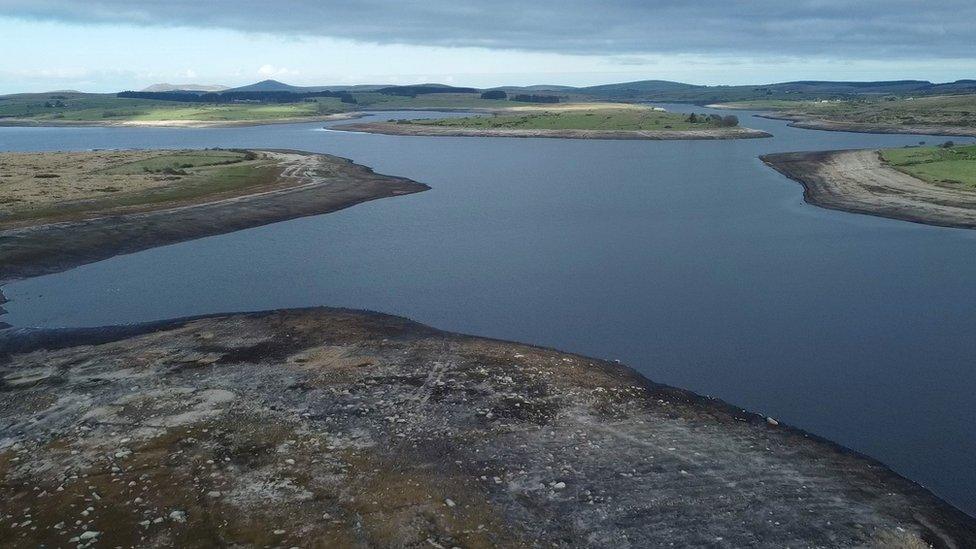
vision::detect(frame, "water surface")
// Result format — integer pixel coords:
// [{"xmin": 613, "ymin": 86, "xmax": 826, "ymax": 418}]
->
[{"xmin": 2, "ymin": 108, "xmax": 976, "ymax": 514}]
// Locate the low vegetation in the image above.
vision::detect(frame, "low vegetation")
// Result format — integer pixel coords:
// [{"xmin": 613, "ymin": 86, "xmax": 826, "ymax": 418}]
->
[
  {"xmin": 881, "ymin": 143, "xmax": 976, "ymax": 188},
  {"xmin": 719, "ymin": 94, "xmax": 976, "ymax": 130},
  {"xmin": 0, "ymin": 149, "xmax": 282, "ymax": 225},
  {"xmin": 400, "ymin": 104, "xmax": 738, "ymax": 131}
]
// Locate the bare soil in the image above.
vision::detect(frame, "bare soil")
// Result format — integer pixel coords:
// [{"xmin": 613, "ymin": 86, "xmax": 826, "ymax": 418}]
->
[{"xmin": 762, "ymin": 149, "xmax": 976, "ymax": 229}]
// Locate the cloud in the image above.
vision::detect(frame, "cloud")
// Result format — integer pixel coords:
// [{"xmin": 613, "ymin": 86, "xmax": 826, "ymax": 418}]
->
[
  {"xmin": 2, "ymin": 0, "xmax": 974, "ymax": 60},
  {"xmin": 257, "ymin": 64, "xmax": 298, "ymax": 77}
]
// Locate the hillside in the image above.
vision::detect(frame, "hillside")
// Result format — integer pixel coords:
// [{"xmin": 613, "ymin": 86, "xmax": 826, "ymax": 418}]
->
[{"xmin": 142, "ymin": 83, "xmax": 229, "ymax": 92}]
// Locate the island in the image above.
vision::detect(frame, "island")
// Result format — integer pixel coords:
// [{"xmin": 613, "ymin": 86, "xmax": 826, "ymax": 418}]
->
[
  {"xmin": 762, "ymin": 144, "xmax": 976, "ymax": 229},
  {"xmin": 713, "ymin": 95, "xmax": 976, "ymax": 137},
  {"xmin": 2, "ymin": 307, "xmax": 975, "ymax": 547},
  {"xmin": 335, "ymin": 103, "xmax": 771, "ymax": 140},
  {"xmin": 0, "ymin": 149, "xmax": 428, "ymax": 281}
]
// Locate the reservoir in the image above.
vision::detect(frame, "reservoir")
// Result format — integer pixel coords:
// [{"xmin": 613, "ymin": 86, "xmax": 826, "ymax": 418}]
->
[{"xmin": 2, "ymin": 106, "xmax": 976, "ymax": 515}]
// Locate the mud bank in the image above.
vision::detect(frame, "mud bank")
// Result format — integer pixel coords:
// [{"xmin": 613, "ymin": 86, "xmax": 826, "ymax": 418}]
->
[
  {"xmin": 762, "ymin": 149, "xmax": 976, "ymax": 229},
  {"xmin": 333, "ymin": 122, "xmax": 772, "ymax": 140},
  {"xmin": 2, "ymin": 307, "xmax": 975, "ymax": 547},
  {"xmin": 0, "ymin": 150, "xmax": 429, "ymax": 282}
]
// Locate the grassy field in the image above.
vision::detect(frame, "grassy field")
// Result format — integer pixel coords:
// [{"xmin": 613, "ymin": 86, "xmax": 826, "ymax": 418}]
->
[
  {"xmin": 0, "ymin": 149, "xmax": 282, "ymax": 225},
  {"xmin": 0, "ymin": 92, "xmax": 350, "ymax": 122},
  {"xmin": 718, "ymin": 94, "xmax": 976, "ymax": 129},
  {"xmin": 881, "ymin": 144, "xmax": 976, "ymax": 188},
  {"xmin": 399, "ymin": 103, "xmax": 736, "ymax": 130}
]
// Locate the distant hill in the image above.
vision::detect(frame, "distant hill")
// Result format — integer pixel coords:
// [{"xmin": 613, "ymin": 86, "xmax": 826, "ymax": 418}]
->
[
  {"xmin": 225, "ymin": 80, "xmax": 389, "ymax": 93},
  {"xmin": 578, "ymin": 80, "xmax": 700, "ymax": 93},
  {"xmin": 567, "ymin": 79, "xmax": 976, "ymax": 103},
  {"xmin": 142, "ymin": 83, "xmax": 228, "ymax": 92},
  {"xmin": 225, "ymin": 79, "xmax": 306, "ymax": 93}
]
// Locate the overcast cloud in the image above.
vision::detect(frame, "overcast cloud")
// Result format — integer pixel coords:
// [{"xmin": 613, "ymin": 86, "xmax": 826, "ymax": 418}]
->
[{"xmin": 2, "ymin": 0, "xmax": 974, "ymax": 59}]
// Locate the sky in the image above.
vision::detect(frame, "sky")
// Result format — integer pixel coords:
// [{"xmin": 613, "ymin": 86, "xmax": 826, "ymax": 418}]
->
[{"xmin": 1, "ymin": 0, "xmax": 975, "ymax": 94}]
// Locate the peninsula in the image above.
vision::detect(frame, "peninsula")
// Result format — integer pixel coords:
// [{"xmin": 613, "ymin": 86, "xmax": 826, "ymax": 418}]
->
[
  {"xmin": 0, "ymin": 149, "xmax": 428, "ymax": 281},
  {"xmin": 2, "ymin": 307, "xmax": 975, "ymax": 547},
  {"xmin": 714, "ymin": 95, "xmax": 976, "ymax": 137},
  {"xmin": 762, "ymin": 144, "xmax": 976, "ymax": 229}
]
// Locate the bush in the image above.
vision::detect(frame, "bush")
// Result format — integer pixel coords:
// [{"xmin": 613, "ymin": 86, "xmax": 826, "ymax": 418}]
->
[
  {"xmin": 721, "ymin": 115, "xmax": 739, "ymax": 127},
  {"xmin": 941, "ymin": 141, "xmax": 955, "ymax": 149}
]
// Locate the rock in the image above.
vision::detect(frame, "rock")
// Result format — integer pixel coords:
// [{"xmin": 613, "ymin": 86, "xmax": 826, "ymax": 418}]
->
[
  {"xmin": 766, "ymin": 417, "xmax": 779, "ymax": 426},
  {"xmin": 273, "ymin": 529, "xmax": 286, "ymax": 535},
  {"xmin": 206, "ymin": 491, "xmax": 222, "ymax": 498},
  {"xmin": 168, "ymin": 510, "xmax": 187, "ymax": 523},
  {"xmin": 79, "ymin": 531, "xmax": 100, "ymax": 540},
  {"xmin": 445, "ymin": 499, "xmax": 456, "ymax": 508},
  {"xmin": 552, "ymin": 482, "xmax": 566, "ymax": 490}
]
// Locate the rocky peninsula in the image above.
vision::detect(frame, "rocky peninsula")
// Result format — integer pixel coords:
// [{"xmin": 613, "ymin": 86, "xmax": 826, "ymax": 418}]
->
[{"xmin": 2, "ymin": 308, "xmax": 975, "ymax": 547}]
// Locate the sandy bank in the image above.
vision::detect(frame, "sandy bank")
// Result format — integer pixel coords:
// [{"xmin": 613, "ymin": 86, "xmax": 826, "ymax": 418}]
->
[
  {"xmin": 1, "ymin": 307, "xmax": 974, "ymax": 547},
  {"xmin": 333, "ymin": 122, "xmax": 772, "ymax": 140},
  {"xmin": 0, "ymin": 150, "xmax": 428, "ymax": 282},
  {"xmin": 0, "ymin": 112, "xmax": 364, "ymax": 128},
  {"xmin": 762, "ymin": 149, "xmax": 976, "ymax": 229}
]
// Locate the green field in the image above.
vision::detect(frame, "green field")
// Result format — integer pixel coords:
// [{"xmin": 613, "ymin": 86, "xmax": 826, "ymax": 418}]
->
[
  {"xmin": 400, "ymin": 104, "xmax": 737, "ymax": 131},
  {"xmin": 0, "ymin": 92, "xmax": 349, "ymax": 122},
  {"xmin": 719, "ymin": 94, "xmax": 976, "ymax": 129},
  {"xmin": 881, "ymin": 144, "xmax": 976, "ymax": 187}
]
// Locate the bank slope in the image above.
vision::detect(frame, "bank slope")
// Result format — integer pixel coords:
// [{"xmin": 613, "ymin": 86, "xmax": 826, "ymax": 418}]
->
[{"xmin": 762, "ymin": 149, "xmax": 976, "ymax": 229}]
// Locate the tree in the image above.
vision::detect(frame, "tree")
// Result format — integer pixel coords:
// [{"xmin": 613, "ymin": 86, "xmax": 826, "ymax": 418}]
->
[
  {"xmin": 481, "ymin": 90, "xmax": 507, "ymax": 100},
  {"xmin": 722, "ymin": 115, "xmax": 739, "ymax": 127}
]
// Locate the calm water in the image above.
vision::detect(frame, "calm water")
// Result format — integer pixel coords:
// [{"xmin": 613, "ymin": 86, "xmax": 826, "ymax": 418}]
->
[{"xmin": 2, "ymin": 107, "xmax": 976, "ymax": 514}]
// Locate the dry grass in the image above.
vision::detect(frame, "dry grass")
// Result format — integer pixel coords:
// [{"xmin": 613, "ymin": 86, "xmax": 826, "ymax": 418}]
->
[{"xmin": 0, "ymin": 149, "xmax": 282, "ymax": 226}]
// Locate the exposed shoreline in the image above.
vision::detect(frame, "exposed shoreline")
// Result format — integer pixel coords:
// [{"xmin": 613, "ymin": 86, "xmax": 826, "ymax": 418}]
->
[
  {"xmin": 0, "ymin": 112, "xmax": 365, "ymax": 128},
  {"xmin": 705, "ymin": 105, "xmax": 976, "ymax": 137},
  {"xmin": 757, "ymin": 113, "xmax": 976, "ymax": 137},
  {"xmin": 761, "ymin": 149, "xmax": 976, "ymax": 229},
  {"xmin": 332, "ymin": 121, "xmax": 772, "ymax": 140},
  {"xmin": 2, "ymin": 306, "xmax": 975, "ymax": 546},
  {"xmin": 0, "ymin": 149, "xmax": 429, "ymax": 283}
]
